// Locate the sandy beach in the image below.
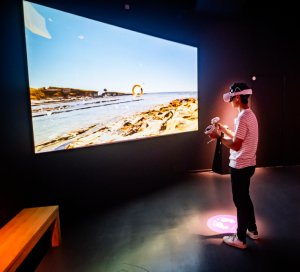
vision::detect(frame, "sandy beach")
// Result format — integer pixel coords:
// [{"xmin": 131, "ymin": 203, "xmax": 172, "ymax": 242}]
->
[{"xmin": 35, "ymin": 98, "xmax": 198, "ymax": 153}]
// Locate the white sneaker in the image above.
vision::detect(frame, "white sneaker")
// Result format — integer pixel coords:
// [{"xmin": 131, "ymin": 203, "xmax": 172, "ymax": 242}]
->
[
  {"xmin": 223, "ymin": 234, "xmax": 247, "ymax": 249},
  {"xmin": 246, "ymin": 229, "xmax": 259, "ymax": 240}
]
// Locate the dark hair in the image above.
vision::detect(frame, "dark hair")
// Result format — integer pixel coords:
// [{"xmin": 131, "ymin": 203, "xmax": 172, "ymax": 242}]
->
[{"xmin": 229, "ymin": 82, "xmax": 250, "ymax": 104}]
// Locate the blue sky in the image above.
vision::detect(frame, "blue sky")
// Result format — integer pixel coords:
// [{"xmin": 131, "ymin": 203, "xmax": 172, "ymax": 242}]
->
[{"xmin": 24, "ymin": 1, "xmax": 197, "ymax": 93}]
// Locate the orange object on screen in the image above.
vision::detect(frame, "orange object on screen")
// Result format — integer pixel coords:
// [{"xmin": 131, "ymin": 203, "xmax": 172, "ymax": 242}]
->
[{"xmin": 132, "ymin": 85, "xmax": 143, "ymax": 97}]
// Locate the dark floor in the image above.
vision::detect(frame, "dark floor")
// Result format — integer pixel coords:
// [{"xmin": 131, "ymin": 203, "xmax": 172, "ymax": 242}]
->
[{"xmin": 35, "ymin": 166, "xmax": 300, "ymax": 272}]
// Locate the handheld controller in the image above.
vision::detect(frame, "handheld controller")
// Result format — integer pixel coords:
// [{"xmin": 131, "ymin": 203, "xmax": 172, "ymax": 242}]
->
[{"xmin": 204, "ymin": 117, "xmax": 228, "ymax": 144}]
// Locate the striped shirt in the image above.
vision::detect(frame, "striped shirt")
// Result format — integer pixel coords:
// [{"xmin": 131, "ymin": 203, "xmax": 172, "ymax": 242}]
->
[{"xmin": 229, "ymin": 108, "xmax": 258, "ymax": 169}]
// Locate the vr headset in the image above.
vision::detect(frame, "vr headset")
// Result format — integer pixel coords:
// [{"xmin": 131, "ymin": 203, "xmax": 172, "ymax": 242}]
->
[{"xmin": 223, "ymin": 87, "xmax": 252, "ymax": 102}]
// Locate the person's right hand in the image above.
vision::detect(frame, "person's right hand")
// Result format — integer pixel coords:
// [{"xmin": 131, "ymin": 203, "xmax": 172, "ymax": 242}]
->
[{"xmin": 216, "ymin": 122, "xmax": 226, "ymax": 133}]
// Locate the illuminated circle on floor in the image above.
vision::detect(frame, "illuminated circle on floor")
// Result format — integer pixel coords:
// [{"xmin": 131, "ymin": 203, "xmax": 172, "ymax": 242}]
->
[
  {"xmin": 132, "ymin": 85, "xmax": 143, "ymax": 97},
  {"xmin": 207, "ymin": 215, "xmax": 237, "ymax": 233}
]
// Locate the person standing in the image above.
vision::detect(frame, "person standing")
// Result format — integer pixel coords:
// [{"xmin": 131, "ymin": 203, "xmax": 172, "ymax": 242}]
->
[{"xmin": 207, "ymin": 82, "xmax": 259, "ymax": 249}]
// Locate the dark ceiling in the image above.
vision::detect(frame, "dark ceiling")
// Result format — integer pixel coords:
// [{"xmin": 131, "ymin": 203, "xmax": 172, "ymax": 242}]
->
[
  {"xmin": 115, "ymin": 0, "xmax": 294, "ymax": 20},
  {"xmin": 190, "ymin": 0, "xmax": 288, "ymax": 18}
]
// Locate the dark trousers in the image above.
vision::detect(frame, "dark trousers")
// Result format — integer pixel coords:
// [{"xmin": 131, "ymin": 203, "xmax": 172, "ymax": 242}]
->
[{"xmin": 229, "ymin": 166, "xmax": 257, "ymax": 241}]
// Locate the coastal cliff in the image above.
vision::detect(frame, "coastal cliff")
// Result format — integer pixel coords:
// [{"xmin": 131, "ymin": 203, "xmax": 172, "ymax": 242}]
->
[
  {"xmin": 30, "ymin": 87, "xmax": 132, "ymax": 101},
  {"xmin": 30, "ymin": 87, "xmax": 98, "ymax": 100}
]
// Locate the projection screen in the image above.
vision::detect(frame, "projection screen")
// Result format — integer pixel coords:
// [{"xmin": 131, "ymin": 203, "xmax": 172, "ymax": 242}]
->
[{"xmin": 23, "ymin": 1, "xmax": 198, "ymax": 153}]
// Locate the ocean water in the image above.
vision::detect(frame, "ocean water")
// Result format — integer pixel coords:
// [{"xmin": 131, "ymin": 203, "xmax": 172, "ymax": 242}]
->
[{"xmin": 32, "ymin": 92, "xmax": 197, "ymax": 144}]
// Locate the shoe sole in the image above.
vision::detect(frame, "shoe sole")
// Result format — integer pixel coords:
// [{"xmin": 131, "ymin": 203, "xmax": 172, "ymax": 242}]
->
[
  {"xmin": 223, "ymin": 239, "xmax": 247, "ymax": 249},
  {"xmin": 246, "ymin": 233, "xmax": 259, "ymax": 240}
]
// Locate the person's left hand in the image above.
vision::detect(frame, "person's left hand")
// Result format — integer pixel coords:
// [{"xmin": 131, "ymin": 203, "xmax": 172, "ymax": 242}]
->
[{"xmin": 207, "ymin": 129, "xmax": 220, "ymax": 139}]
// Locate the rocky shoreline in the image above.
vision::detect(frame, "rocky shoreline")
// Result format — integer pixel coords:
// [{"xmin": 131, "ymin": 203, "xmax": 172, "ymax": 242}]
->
[
  {"xmin": 31, "ymin": 96, "xmax": 102, "ymax": 106},
  {"xmin": 32, "ymin": 98, "xmax": 144, "ymax": 117},
  {"xmin": 32, "ymin": 105, "xmax": 73, "ymax": 113},
  {"xmin": 35, "ymin": 98, "xmax": 198, "ymax": 153}
]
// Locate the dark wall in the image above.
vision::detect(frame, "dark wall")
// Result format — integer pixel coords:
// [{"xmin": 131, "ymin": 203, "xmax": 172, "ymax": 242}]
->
[{"xmin": 1, "ymin": 0, "xmax": 299, "ymax": 227}]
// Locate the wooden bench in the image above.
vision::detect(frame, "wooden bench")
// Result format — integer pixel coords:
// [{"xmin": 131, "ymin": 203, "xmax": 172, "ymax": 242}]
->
[{"xmin": 0, "ymin": 206, "xmax": 61, "ymax": 272}]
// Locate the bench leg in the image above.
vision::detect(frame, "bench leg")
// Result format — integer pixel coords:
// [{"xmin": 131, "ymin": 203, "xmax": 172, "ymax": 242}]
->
[{"xmin": 50, "ymin": 211, "xmax": 61, "ymax": 247}]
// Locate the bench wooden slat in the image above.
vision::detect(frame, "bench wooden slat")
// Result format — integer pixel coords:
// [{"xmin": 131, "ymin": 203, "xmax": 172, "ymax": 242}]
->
[{"xmin": 0, "ymin": 206, "xmax": 61, "ymax": 272}]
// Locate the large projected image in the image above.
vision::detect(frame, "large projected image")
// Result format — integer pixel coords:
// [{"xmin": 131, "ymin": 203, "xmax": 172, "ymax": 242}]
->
[{"xmin": 23, "ymin": 1, "xmax": 198, "ymax": 153}]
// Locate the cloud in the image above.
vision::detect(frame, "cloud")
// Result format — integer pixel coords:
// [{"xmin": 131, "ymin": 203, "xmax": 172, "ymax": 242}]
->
[
  {"xmin": 78, "ymin": 35, "xmax": 84, "ymax": 39},
  {"xmin": 49, "ymin": 18, "xmax": 52, "ymax": 21}
]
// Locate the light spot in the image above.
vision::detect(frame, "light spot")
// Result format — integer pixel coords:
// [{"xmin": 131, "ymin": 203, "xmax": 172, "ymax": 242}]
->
[
  {"xmin": 49, "ymin": 18, "xmax": 52, "ymax": 21},
  {"xmin": 78, "ymin": 35, "xmax": 84, "ymax": 39},
  {"xmin": 207, "ymin": 215, "xmax": 237, "ymax": 233},
  {"xmin": 24, "ymin": 2, "xmax": 51, "ymax": 39}
]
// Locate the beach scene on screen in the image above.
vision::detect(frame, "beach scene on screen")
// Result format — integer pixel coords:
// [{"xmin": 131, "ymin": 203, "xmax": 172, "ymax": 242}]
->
[{"xmin": 23, "ymin": 1, "xmax": 198, "ymax": 153}]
